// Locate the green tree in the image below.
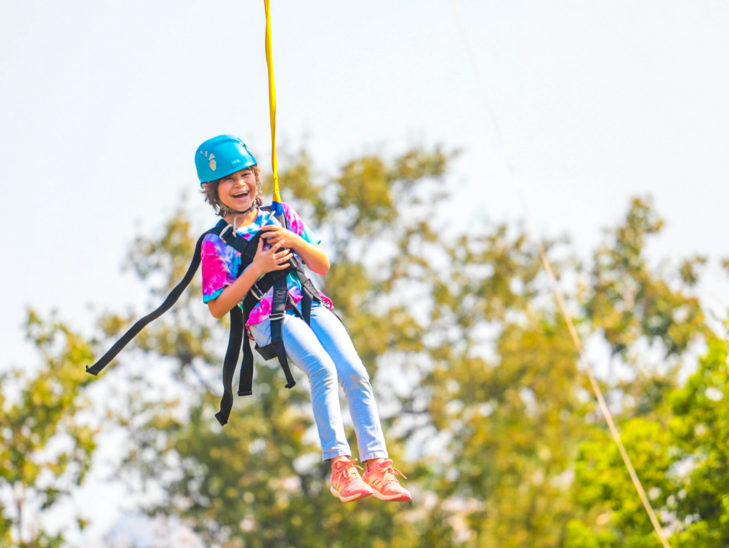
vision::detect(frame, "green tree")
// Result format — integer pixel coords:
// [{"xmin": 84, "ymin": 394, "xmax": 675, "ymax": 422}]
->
[
  {"xmin": 670, "ymin": 336, "xmax": 729, "ymax": 546},
  {"xmin": 106, "ymin": 145, "xmax": 594, "ymax": 547},
  {"xmin": 565, "ymin": 335, "xmax": 729, "ymax": 548},
  {"xmin": 566, "ymin": 198, "xmax": 717, "ymax": 547},
  {"xmin": 584, "ymin": 197, "xmax": 707, "ymax": 359},
  {"xmin": 0, "ymin": 310, "xmax": 97, "ymax": 547},
  {"xmin": 99, "ymin": 147, "xmax": 720, "ymax": 548}
]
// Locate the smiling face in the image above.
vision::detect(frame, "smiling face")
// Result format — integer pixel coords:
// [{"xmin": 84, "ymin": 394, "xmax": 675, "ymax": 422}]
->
[
  {"xmin": 217, "ymin": 168, "xmax": 258, "ymax": 212},
  {"xmin": 201, "ymin": 164, "xmax": 264, "ymax": 218}
]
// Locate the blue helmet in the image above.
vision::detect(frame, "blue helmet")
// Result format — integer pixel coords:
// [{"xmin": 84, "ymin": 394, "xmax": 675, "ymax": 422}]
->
[{"xmin": 195, "ymin": 134, "xmax": 257, "ymax": 185}]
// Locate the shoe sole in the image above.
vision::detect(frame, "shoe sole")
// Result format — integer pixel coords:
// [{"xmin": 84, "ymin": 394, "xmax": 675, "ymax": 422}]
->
[
  {"xmin": 329, "ymin": 485, "xmax": 374, "ymax": 503},
  {"xmin": 370, "ymin": 490, "xmax": 412, "ymax": 502}
]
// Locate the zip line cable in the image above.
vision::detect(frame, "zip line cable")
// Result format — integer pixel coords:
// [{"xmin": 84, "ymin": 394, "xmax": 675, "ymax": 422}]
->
[{"xmin": 448, "ymin": 2, "xmax": 671, "ymax": 546}]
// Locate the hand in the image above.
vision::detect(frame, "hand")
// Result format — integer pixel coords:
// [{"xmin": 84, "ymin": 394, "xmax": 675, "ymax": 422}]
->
[
  {"xmin": 251, "ymin": 238, "xmax": 292, "ymax": 275},
  {"xmin": 260, "ymin": 225, "xmax": 301, "ymax": 251}
]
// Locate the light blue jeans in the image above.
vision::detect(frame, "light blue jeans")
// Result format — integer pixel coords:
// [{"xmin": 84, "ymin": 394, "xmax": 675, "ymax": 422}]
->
[{"xmin": 249, "ymin": 302, "xmax": 389, "ymax": 462}]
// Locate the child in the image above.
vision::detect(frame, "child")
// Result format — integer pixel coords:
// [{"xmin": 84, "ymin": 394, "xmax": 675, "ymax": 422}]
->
[{"xmin": 196, "ymin": 134, "xmax": 411, "ymax": 503}]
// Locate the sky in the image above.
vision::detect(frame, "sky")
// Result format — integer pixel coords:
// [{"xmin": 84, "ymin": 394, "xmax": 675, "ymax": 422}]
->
[{"xmin": 2, "ymin": 0, "xmax": 729, "ymax": 543}]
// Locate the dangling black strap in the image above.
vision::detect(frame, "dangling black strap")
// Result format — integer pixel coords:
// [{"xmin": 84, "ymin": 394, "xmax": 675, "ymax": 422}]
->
[
  {"xmin": 236, "ymin": 290, "xmax": 261, "ymax": 399},
  {"xmin": 86, "ymin": 206, "xmax": 327, "ymax": 426},
  {"xmin": 238, "ymin": 336, "xmax": 254, "ymax": 397},
  {"xmin": 215, "ymin": 305, "xmax": 243, "ymax": 426},
  {"xmin": 85, "ymin": 223, "xmax": 224, "ymax": 376}
]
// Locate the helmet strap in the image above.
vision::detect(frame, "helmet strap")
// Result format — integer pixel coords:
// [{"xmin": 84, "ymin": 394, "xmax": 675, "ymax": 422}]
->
[{"xmin": 219, "ymin": 202, "xmax": 258, "ymax": 217}]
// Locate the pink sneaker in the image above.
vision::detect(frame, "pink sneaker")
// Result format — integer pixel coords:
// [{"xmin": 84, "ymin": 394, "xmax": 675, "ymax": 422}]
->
[
  {"xmin": 330, "ymin": 458, "xmax": 375, "ymax": 502},
  {"xmin": 363, "ymin": 459, "xmax": 412, "ymax": 502}
]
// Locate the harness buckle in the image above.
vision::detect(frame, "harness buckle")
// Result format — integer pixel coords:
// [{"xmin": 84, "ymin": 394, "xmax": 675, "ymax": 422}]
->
[
  {"xmin": 219, "ymin": 224, "xmax": 234, "ymax": 243},
  {"xmin": 251, "ymin": 284, "xmax": 264, "ymax": 300},
  {"xmin": 268, "ymin": 312, "xmax": 285, "ymax": 321}
]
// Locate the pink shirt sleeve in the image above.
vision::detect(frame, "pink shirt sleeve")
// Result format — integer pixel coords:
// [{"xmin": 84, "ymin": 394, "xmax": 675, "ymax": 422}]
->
[{"xmin": 201, "ymin": 235, "xmax": 237, "ymax": 303}]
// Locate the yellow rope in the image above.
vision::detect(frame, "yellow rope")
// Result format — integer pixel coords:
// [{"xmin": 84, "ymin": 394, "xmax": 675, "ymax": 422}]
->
[
  {"xmin": 263, "ymin": 0, "xmax": 280, "ymax": 204},
  {"xmin": 449, "ymin": 1, "xmax": 671, "ymax": 546},
  {"xmin": 260, "ymin": 3, "xmax": 669, "ymax": 543}
]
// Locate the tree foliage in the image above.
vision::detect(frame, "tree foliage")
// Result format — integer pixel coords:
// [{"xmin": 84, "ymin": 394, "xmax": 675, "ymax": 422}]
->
[
  {"xmin": 96, "ymin": 145, "xmax": 727, "ymax": 547},
  {"xmin": 0, "ymin": 310, "xmax": 97, "ymax": 547},
  {"xmin": 48, "ymin": 147, "xmax": 724, "ymax": 546},
  {"xmin": 2, "ymin": 128, "xmax": 725, "ymax": 547}
]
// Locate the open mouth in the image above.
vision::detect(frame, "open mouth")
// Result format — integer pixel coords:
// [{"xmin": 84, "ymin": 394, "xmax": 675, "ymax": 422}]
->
[{"xmin": 232, "ymin": 189, "xmax": 250, "ymax": 199}]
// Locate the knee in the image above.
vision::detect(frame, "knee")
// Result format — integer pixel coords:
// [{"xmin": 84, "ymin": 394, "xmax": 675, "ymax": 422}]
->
[
  {"xmin": 340, "ymin": 363, "xmax": 371, "ymax": 392},
  {"xmin": 308, "ymin": 360, "xmax": 338, "ymax": 389}
]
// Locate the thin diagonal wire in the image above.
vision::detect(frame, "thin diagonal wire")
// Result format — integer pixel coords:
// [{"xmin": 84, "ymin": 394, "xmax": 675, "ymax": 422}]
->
[{"xmin": 449, "ymin": 1, "xmax": 670, "ymax": 546}]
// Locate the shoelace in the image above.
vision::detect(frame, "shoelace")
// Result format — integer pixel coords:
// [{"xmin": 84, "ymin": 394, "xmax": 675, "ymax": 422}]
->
[
  {"xmin": 333, "ymin": 459, "xmax": 364, "ymax": 483},
  {"xmin": 371, "ymin": 459, "xmax": 407, "ymax": 485}
]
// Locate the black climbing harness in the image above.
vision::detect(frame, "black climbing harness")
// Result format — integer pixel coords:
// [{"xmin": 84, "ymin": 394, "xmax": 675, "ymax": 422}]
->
[{"xmin": 86, "ymin": 205, "xmax": 322, "ymax": 425}]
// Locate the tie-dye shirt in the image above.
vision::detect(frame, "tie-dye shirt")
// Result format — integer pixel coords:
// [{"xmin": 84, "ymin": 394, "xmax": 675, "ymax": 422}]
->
[{"xmin": 201, "ymin": 202, "xmax": 334, "ymax": 327}]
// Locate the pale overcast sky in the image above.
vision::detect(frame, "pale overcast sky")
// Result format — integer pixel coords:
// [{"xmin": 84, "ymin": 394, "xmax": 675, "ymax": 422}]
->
[
  {"xmin": 3, "ymin": 0, "xmax": 729, "ymax": 359},
  {"xmin": 2, "ymin": 0, "xmax": 729, "ymax": 542}
]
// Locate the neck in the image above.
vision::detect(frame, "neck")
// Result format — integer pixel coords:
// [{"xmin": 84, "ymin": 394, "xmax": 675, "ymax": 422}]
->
[{"xmin": 224, "ymin": 205, "xmax": 258, "ymax": 228}]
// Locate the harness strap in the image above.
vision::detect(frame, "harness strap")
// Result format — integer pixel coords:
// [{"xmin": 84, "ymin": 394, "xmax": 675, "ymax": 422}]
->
[
  {"xmin": 238, "ymin": 335, "xmax": 254, "ymax": 397},
  {"xmin": 270, "ymin": 274, "xmax": 296, "ymax": 388},
  {"xmin": 289, "ymin": 255, "xmax": 321, "ymax": 324},
  {"xmin": 85, "ymin": 222, "xmax": 224, "ymax": 376},
  {"xmin": 237, "ymin": 290, "xmax": 262, "ymax": 399},
  {"xmin": 235, "ymin": 261, "xmax": 295, "ymax": 400},
  {"xmin": 87, "ymin": 207, "xmax": 325, "ymax": 426},
  {"xmin": 215, "ymin": 305, "xmax": 243, "ymax": 425}
]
